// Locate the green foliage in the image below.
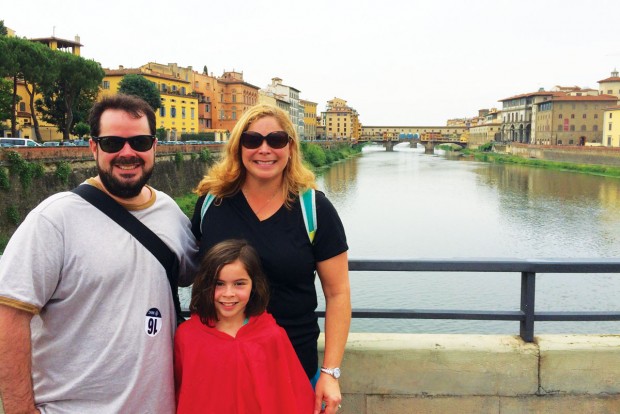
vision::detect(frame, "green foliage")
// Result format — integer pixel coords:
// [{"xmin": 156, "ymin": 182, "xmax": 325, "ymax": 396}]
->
[
  {"xmin": 0, "ymin": 167, "xmax": 9, "ymax": 190},
  {"xmin": 174, "ymin": 193, "xmax": 199, "ymax": 218},
  {"xmin": 303, "ymin": 143, "xmax": 327, "ymax": 168},
  {"xmin": 174, "ymin": 152, "xmax": 184, "ymax": 167},
  {"xmin": 478, "ymin": 142, "xmax": 494, "ymax": 152},
  {"xmin": 4, "ymin": 150, "xmax": 44, "ymax": 189},
  {"xmin": 180, "ymin": 132, "xmax": 215, "ymax": 141},
  {"xmin": 37, "ymin": 53, "xmax": 104, "ymax": 141},
  {"xmin": 118, "ymin": 74, "xmax": 162, "ymax": 110},
  {"xmin": 6, "ymin": 205, "xmax": 20, "ymax": 225},
  {"xmin": 156, "ymin": 127, "xmax": 167, "ymax": 141},
  {"xmin": 73, "ymin": 121, "xmax": 90, "ymax": 138},
  {"xmin": 0, "ymin": 20, "xmax": 7, "ymax": 36},
  {"xmin": 0, "ymin": 78, "xmax": 12, "ymax": 122},
  {"xmin": 5, "ymin": 150, "xmax": 26, "ymax": 174},
  {"xmin": 0, "ymin": 234, "xmax": 8, "ymax": 255},
  {"xmin": 190, "ymin": 153, "xmax": 198, "ymax": 161},
  {"xmin": 55, "ymin": 161, "xmax": 72, "ymax": 185},
  {"xmin": 199, "ymin": 148, "xmax": 213, "ymax": 163}
]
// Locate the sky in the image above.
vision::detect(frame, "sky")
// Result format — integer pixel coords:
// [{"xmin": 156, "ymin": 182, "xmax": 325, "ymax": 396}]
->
[{"xmin": 4, "ymin": 0, "xmax": 620, "ymax": 126}]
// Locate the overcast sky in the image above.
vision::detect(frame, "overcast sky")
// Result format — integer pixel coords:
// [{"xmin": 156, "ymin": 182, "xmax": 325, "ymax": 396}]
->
[{"xmin": 4, "ymin": 0, "xmax": 620, "ymax": 125}]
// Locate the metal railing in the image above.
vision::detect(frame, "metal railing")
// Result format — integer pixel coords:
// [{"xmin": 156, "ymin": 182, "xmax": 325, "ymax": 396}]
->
[{"xmin": 315, "ymin": 258, "xmax": 620, "ymax": 342}]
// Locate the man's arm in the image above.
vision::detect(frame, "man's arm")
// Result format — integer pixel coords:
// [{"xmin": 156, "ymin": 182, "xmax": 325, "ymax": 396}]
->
[{"xmin": 0, "ymin": 304, "xmax": 39, "ymax": 414}]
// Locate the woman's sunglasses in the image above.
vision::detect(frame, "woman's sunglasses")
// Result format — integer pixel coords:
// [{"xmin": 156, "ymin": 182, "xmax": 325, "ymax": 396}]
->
[
  {"xmin": 240, "ymin": 131, "xmax": 291, "ymax": 149},
  {"xmin": 92, "ymin": 135, "xmax": 156, "ymax": 153}
]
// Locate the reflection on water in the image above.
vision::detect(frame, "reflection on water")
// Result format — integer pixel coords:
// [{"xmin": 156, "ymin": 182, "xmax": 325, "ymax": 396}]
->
[{"xmin": 315, "ymin": 150, "xmax": 620, "ymax": 334}]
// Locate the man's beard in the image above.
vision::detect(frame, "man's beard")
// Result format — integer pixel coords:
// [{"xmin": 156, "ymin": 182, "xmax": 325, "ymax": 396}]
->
[{"xmin": 97, "ymin": 155, "xmax": 154, "ymax": 199}]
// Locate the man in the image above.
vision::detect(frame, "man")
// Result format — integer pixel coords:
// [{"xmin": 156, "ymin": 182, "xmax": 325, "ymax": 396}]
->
[{"xmin": 0, "ymin": 94, "xmax": 197, "ymax": 413}]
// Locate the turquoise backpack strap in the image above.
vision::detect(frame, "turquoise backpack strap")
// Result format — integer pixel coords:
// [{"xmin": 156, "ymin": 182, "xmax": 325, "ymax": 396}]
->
[
  {"xmin": 199, "ymin": 193, "xmax": 216, "ymax": 233},
  {"xmin": 300, "ymin": 188, "xmax": 317, "ymax": 243}
]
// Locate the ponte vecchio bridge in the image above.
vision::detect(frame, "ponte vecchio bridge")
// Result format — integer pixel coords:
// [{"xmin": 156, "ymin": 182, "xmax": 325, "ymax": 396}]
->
[{"xmin": 360, "ymin": 125, "xmax": 468, "ymax": 153}]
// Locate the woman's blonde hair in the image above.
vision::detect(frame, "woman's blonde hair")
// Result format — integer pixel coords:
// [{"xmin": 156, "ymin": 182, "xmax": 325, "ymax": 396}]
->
[{"xmin": 195, "ymin": 104, "xmax": 316, "ymax": 206}]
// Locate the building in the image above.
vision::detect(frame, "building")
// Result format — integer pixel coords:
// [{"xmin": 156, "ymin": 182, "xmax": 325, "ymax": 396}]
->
[
  {"xmin": 263, "ymin": 78, "xmax": 303, "ymax": 138},
  {"xmin": 534, "ymin": 94, "xmax": 618, "ymax": 145},
  {"xmin": 598, "ymin": 69, "xmax": 620, "ymax": 98},
  {"xmin": 468, "ymin": 108, "xmax": 502, "ymax": 149},
  {"xmin": 300, "ymin": 99, "xmax": 318, "ymax": 140},
  {"xmin": 321, "ymin": 98, "xmax": 362, "ymax": 141},
  {"xmin": 215, "ymin": 71, "xmax": 259, "ymax": 132},
  {"xmin": 101, "ymin": 66, "xmax": 199, "ymax": 140},
  {"xmin": 602, "ymin": 106, "xmax": 620, "ymax": 147},
  {"xmin": 498, "ymin": 90, "xmax": 562, "ymax": 144}
]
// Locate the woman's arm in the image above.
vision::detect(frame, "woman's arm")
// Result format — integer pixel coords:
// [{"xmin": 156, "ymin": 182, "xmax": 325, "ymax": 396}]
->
[{"xmin": 314, "ymin": 251, "xmax": 351, "ymax": 414}]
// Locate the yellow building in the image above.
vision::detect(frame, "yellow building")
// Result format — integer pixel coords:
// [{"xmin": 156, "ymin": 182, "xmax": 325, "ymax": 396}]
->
[
  {"xmin": 300, "ymin": 99, "xmax": 317, "ymax": 140},
  {"xmin": 101, "ymin": 66, "xmax": 199, "ymax": 140},
  {"xmin": 321, "ymin": 97, "xmax": 361, "ymax": 141},
  {"xmin": 602, "ymin": 106, "xmax": 620, "ymax": 147}
]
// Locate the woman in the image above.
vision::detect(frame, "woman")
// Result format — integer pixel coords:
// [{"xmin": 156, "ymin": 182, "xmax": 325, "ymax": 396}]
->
[{"xmin": 191, "ymin": 104, "xmax": 350, "ymax": 414}]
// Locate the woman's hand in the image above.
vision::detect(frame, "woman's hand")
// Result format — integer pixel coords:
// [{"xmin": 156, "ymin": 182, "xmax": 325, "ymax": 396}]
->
[{"xmin": 314, "ymin": 374, "xmax": 342, "ymax": 414}]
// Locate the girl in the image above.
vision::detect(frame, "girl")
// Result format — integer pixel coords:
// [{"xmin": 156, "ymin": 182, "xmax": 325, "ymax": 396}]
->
[{"xmin": 174, "ymin": 239, "xmax": 315, "ymax": 413}]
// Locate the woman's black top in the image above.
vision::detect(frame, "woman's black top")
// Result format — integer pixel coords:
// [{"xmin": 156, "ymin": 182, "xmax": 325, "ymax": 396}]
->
[{"xmin": 191, "ymin": 190, "xmax": 348, "ymax": 378}]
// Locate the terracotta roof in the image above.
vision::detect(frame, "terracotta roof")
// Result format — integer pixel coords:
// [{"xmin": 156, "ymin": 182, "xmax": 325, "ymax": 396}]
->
[
  {"xmin": 30, "ymin": 36, "xmax": 83, "ymax": 47},
  {"xmin": 604, "ymin": 105, "xmax": 620, "ymax": 110},
  {"xmin": 499, "ymin": 91, "xmax": 565, "ymax": 102},
  {"xmin": 597, "ymin": 77, "xmax": 620, "ymax": 83},
  {"xmin": 104, "ymin": 68, "xmax": 184, "ymax": 82}
]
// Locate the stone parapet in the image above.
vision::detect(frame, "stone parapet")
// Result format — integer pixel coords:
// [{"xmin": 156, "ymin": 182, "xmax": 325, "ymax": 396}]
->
[{"xmin": 320, "ymin": 333, "xmax": 620, "ymax": 414}]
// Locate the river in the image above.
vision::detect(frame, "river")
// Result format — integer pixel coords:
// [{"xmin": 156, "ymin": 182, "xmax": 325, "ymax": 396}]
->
[{"xmin": 314, "ymin": 143, "xmax": 620, "ymax": 335}]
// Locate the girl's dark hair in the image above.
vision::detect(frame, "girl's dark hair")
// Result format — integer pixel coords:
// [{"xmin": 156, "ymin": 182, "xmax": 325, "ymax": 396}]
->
[{"xmin": 189, "ymin": 239, "xmax": 269, "ymax": 326}]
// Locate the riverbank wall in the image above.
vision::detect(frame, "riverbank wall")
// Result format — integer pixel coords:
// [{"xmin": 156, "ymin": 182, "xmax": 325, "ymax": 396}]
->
[
  {"xmin": 498, "ymin": 143, "xmax": 620, "ymax": 167},
  {"xmin": 0, "ymin": 147, "xmax": 212, "ymax": 239},
  {"xmin": 321, "ymin": 333, "xmax": 620, "ymax": 414}
]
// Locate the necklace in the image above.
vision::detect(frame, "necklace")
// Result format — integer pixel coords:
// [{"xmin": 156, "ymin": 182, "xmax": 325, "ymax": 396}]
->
[{"xmin": 244, "ymin": 189, "xmax": 280, "ymax": 218}]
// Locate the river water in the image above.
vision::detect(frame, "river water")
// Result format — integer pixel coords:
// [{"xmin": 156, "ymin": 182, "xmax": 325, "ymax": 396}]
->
[{"xmin": 314, "ymin": 143, "xmax": 620, "ymax": 335}]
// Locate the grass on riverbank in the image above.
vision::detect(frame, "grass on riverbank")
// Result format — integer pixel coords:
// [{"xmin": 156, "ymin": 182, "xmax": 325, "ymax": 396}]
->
[
  {"xmin": 173, "ymin": 142, "xmax": 364, "ymax": 218},
  {"xmin": 464, "ymin": 148, "xmax": 620, "ymax": 178}
]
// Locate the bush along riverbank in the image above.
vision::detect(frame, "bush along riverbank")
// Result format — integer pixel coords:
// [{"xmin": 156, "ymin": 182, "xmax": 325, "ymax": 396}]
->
[
  {"xmin": 174, "ymin": 142, "xmax": 364, "ymax": 218},
  {"xmin": 462, "ymin": 143, "xmax": 620, "ymax": 178}
]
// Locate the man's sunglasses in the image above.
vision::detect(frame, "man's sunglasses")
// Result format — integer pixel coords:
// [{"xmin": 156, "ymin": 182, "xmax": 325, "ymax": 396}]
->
[
  {"xmin": 240, "ymin": 131, "xmax": 291, "ymax": 149},
  {"xmin": 92, "ymin": 135, "xmax": 156, "ymax": 153}
]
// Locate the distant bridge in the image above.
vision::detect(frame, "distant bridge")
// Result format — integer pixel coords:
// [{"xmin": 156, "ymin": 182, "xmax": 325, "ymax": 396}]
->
[{"xmin": 361, "ymin": 137, "xmax": 467, "ymax": 153}]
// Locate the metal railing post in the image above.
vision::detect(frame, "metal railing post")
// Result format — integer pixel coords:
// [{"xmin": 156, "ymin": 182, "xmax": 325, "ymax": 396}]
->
[{"xmin": 520, "ymin": 271, "xmax": 536, "ymax": 342}]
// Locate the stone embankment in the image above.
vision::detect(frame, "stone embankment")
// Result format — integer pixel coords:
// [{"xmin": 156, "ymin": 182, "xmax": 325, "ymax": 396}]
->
[{"xmin": 498, "ymin": 143, "xmax": 620, "ymax": 167}]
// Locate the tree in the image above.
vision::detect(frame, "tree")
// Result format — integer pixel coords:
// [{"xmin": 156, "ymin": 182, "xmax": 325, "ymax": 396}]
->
[
  {"xmin": 0, "ymin": 20, "xmax": 7, "ymax": 36},
  {"xmin": 0, "ymin": 78, "xmax": 13, "ymax": 124},
  {"xmin": 73, "ymin": 121, "xmax": 90, "ymax": 138},
  {"xmin": 38, "ymin": 53, "xmax": 104, "ymax": 141},
  {"xmin": 156, "ymin": 127, "xmax": 167, "ymax": 141},
  {"xmin": 0, "ymin": 36, "xmax": 20, "ymax": 137},
  {"xmin": 118, "ymin": 74, "xmax": 161, "ymax": 110},
  {"xmin": 14, "ymin": 38, "xmax": 58, "ymax": 141},
  {"xmin": 203, "ymin": 65, "xmax": 208, "ymax": 75}
]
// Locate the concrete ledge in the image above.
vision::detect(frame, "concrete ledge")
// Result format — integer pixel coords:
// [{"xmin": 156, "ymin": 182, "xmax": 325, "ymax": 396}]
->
[{"xmin": 319, "ymin": 333, "xmax": 620, "ymax": 414}]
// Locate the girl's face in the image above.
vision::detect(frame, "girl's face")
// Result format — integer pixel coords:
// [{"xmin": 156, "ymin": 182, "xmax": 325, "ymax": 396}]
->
[{"xmin": 214, "ymin": 259, "xmax": 253, "ymax": 324}]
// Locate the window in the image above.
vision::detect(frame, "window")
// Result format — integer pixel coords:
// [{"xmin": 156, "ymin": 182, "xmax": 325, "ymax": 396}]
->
[
  {"xmin": 570, "ymin": 125, "xmax": 575, "ymax": 131},
  {"xmin": 180, "ymin": 87, "xmax": 186, "ymax": 95},
  {"xmin": 205, "ymin": 104, "xmax": 210, "ymax": 112},
  {"xmin": 559, "ymin": 114, "xmax": 563, "ymax": 119},
  {"xmin": 609, "ymin": 123, "xmax": 613, "ymax": 131},
  {"xmin": 557, "ymin": 125, "xmax": 563, "ymax": 131},
  {"xmin": 595, "ymin": 114, "xmax": 599, "ymax": 119},
  {"xmin": 583, "ymin": 114, "xmax": 587, "ymax": 119},
  {"xmin": 19, "ymin": 102, "xmax": 26, "ymax": 112},
  {"xmin": 171, "ymin": 107, "xmax": 177, "ymax": 118},
  {"xmin": 594, "ymin": 125, "xmax": 599, "ymax": 131},
  {"xmin": 102, "ymin": 80, "xmax": 110, "ymax": 89},
  {"xmin": 161, "ymin": 84, "xmax": 168, "ymax": 92},
  {"xmin": 581, "ymin": 125, "xmax": 586, "ymax": 131},
  {"xmin": 160, "ymin": 106, "xmax": 166, "ymax": 117},
  {"xmin": 219, "ymin": 109, "xmax": 224, "ymax": 120},
  {"xmin": 191, "ymin": 108, "xmax": 195, "ymax": 119},
  {"xmin": 181, "ymin": 107, "xmax": 186, "ymax": 119},
  {"xmin": 571, "ymin": 114, "xmax": 575, "ymax": 119},
  {"xmin": 611, "ymin": 113, "xmax": 614, "ymax": 119},
  {"xmin": 608, "ymin": 136, "xmax": 612, "ymax": 146}
]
